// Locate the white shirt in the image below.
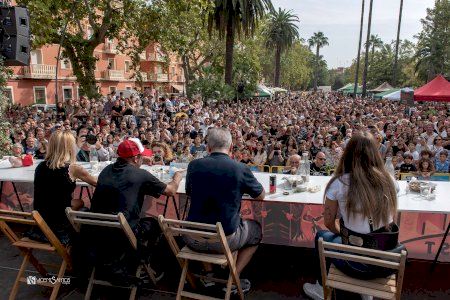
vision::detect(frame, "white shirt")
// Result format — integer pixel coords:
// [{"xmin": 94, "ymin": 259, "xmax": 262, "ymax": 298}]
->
[{"xmin": 326, "ymin": 174, "xmax": 398, "ymax": 234}]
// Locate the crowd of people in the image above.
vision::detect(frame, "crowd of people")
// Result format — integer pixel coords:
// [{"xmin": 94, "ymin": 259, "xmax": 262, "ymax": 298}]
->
[
  {"xmin": 3, "ymin": 90, "xmax": 450, "ymax": 299},
  {"xmin": 5, "ymin": 91, "xmax": 450, "ymax": 176}
]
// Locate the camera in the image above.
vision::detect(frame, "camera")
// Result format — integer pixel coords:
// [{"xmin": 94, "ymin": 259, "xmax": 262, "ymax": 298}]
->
[{"xmin": 86, "ymin": 134, "xmax": 98, "ymax": 145}]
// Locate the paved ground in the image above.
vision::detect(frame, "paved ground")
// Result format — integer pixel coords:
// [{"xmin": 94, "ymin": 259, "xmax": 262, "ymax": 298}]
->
[{"xmin": 0, "ymin": 234, "xmax": 449, "ymax": 300}]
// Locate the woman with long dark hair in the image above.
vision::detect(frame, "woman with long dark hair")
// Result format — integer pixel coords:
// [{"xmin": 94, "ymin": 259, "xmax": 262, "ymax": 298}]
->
[{"xmin": 303, "ymin": 131, "xmax": 399, "ymax": 300}]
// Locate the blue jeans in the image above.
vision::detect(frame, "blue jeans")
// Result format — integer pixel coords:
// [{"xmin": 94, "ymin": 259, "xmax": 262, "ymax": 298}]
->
[{"xmin": 315, "ymin": 230, "xmax": 394, "ymax": 285}]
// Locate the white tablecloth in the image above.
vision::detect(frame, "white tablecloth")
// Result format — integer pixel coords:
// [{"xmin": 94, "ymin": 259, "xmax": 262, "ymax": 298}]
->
[{"xmin": 1, "ymin": 159, "xmax": 450, "ymax": 214}]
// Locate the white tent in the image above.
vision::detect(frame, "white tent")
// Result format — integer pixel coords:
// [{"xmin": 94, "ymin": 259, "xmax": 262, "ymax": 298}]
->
[{"xmin": 382, "ymin": 87, "xmax": 414, "ymax": 101}]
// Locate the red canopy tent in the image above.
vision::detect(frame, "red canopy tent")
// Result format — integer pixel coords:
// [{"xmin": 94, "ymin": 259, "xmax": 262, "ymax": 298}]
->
[{"xmin": 414, "ymin": 75, "xmax": 450, "ymax": 102}]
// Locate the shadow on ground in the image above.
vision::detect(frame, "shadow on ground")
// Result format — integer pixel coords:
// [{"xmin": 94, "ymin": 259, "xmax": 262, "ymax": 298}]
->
[{"xmin": 0, "ymin": 235, "xmax": 449, "ymax": 299}]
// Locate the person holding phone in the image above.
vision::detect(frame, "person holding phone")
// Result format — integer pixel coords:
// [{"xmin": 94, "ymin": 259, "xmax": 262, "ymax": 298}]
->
[{"xmin": 76, "ymin": 134, "xmax": 110, "ymax": 162}]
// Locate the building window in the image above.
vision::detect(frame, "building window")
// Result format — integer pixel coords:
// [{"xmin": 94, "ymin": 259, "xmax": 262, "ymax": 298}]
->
[
  {"xmin": 125, "ymin": 86, "xmax": 132, "ymax": 91},
  {"xmin": 108, "ymin": 58, "xmax": 115, "ymax": 70},
  {"xmin": 125, "ymin": 61, "xmax": 131, "ymax": 73},
  {"xmin": 109, "ymin": 86, "xmax": 116, "ymax": 93},
  {"xmin": 62, "ymin": 86, "xmax": 73, "ymax": 101},
  {"xmin": 156, "ymin": 65, "xmax": 162, "ymax": 74},
  {"xmin": 4, "ymin": 86, "xmax": 14, "ymax": 103},
  {"xmin": 30, "ymin": 50, "xmax": 42, "ymax": 64},
  {"xmin": 33, "ymin": 86, "xmax": 46, "ymax": 104},
  {"xmin": 171, "ymin": 67, "xmax": 175, "ymax": 75}
]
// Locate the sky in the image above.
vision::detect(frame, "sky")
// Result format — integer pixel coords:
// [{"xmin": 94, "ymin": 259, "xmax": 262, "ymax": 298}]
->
[{"xmin": 271, "ymin": 0, "xmax": 435, "ymax": 69}]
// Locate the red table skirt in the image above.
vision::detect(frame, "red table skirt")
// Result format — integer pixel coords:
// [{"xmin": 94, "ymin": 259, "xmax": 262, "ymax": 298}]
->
[{"xmin": 1, "ymin": 181, "xmax": 448, "ymax": 262}]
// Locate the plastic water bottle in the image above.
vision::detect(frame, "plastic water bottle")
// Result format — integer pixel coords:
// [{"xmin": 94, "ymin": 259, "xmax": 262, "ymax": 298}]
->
[
  {"xmin": 89, "ymin": 146, "xmax": 99, "ymax": 172},
  {"xmin": 169, "ymin": 162, "xmax": 175, "ymax": 177},
  {"xmin": 385, "ymin": 157, "xmax": 395, "ymax": 177},
  {"xmin": 302, "ymin": 152, "xmax": 310, "ymax": 182}
]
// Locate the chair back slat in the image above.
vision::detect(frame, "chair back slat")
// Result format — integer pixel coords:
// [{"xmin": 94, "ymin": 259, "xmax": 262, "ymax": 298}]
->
[
  {"xmin": 72, "ymin": 218, "xmax": 122, "ymax": 228},
  {"xmin": 0, "ymin": 209, "xmax": 37, "ymax": 225},
  {"xmin": 324, "ymin": 250, "xmax": 400, "ymax": 270},
  {"xmin": 170, "ymin": 227, "xmax": 220, "ymax": 241},
  {"xmin": 66, "ymin": 208, "xmax": 137, "ymax": 250},
  {"xmin": 323, "ymin": 241, "xmax": 402, "ymax": 261},
  {"xmin": 162, "ymin": 218, "xmax": 217, "ymax": 231}
]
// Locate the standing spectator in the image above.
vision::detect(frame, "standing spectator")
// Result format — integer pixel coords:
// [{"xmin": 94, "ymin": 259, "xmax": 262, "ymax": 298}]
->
[{"xmin": 267, "ymin": 142, "xmax": 284, "ymax": 166}]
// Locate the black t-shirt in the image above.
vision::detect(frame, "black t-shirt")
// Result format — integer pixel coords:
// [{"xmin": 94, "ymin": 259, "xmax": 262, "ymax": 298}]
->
[
  {"xmin": 33, "ymin": 161, "xmax": 76, "ymax": 229},
  {"xmin": 186, "ymin": 153, "xmax": 263, "ymax": 235},
  {"xmin": 111, "ymin": 106, "xmax": 122, "ymax": 119},
  {"xmin": 90, "ymin": 160, "xmax": 166, "ymax": 229},
  {"xmin": 56, "ymin": 107, "xmax": 66, "ymax": 121},
  {"xmin": 400, "ymin": 163, "xmax": 417, "ymax": 173},
  {"xmin": 310, "ymin": 162, "xmax": 328, "ymax": 176}
]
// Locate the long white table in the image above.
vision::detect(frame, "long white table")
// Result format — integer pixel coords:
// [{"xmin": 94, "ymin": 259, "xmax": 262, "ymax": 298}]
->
[
  {"xmin": 1, "ymin": 159, "xmax": 450, "ymax": 263},
  {"xmin": 1, "ymin": 159, "xmax": 450, "ymax": 214}
]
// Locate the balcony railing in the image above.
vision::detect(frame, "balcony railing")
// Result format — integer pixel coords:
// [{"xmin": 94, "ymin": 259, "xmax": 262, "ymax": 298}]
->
[
  {"xmin": 23, "ymin": 64, "xmax": 56, "ymax": 79},
  {"xmin": 135, "ymin": 72, "xmax": 148, "ymax": 81},
  {"xmin": 103, "ymin": 43, "xmax": 117, "ymax": 54},
  {"xmin": 147, "ymin": 52, "xmax": 165, "ymax": 62},
  {"xmin": 102, "ymin": 69, "xmax": 124, "ymax": 80},
  {"xmin": 148, "ymin": 73, "xmax": 169, "ymax": 82}
]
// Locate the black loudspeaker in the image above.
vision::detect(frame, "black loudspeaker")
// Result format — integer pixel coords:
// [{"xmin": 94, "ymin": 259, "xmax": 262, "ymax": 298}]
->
[
  {"xmin": 1, "ymin": 35, "xmax": 29, "ymax": 65},
  {"xmin": 0, "ymin": 6, "xmax": 30, "ymax": 66},
  {"xmin": 1, "ymin": 6, "xmax": 29, "ymax": 37}
]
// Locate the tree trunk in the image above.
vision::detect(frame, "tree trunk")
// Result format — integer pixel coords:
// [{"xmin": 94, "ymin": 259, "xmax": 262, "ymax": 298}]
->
[
  {"xmin": 370, "ymin": 44, "xmax": 375, "ymax": 66},
  {"xmin": 314, "ymin": 45, "xmax": 320, "ymax": 91},
  {"xmin": 392, "ymin": 0, "xmax": 403, "ymax": 86},
  {"xmin": 354, "ymin": 0, "xmax": 365, "ymax": 96},
  {"xmin": 274, "ymin": 45, "xmax": 281, "ymax": 87},
  {"xmin": 224, "ymin": 18, "xmax": 235, "ymax": 85},
  {"xmin": 362, "ymin": 0, "xmax": 374, "ymax": 97},
  {"xmin": 64, "ymin": 44, "xmax": 98, "ymax": 99}
]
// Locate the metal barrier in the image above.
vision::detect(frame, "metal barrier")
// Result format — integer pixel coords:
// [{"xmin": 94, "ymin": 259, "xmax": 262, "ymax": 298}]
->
[{"xmin": 399, "ymin": 172, "xmax": 450, "ymax": 181}]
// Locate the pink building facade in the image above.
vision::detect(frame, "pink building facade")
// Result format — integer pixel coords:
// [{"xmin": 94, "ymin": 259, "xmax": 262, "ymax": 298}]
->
[{"xmin": 5, "ymin": 41, "xmax": 185, "ymax": 106}]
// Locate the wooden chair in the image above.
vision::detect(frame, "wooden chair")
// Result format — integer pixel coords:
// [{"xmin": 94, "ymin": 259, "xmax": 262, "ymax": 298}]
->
[
  {"xmin": 270, "ymin": 165, "xmax": 285, "ymax": 174},
  {"xmin": 0, "ymin": 210, "xmax": 72, "ymax": 300},
  {"xmin": 65, "ymin": 208, "xmax": 157, "ymax": 300},
  {"xmin": 158, "ymin": 215, "xmax": 244, "ymax": 300},
  {"xmin": 318, "ymin": 238, "xmax": 407, "ymax": 300}
]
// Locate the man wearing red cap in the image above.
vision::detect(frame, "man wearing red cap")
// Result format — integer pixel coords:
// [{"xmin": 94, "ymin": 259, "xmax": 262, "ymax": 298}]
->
[{"xmin": 87, "ymin": 138, "xmax": 183, "ymax": 281}]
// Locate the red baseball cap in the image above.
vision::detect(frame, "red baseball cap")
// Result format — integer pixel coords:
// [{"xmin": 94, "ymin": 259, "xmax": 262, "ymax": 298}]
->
[{"xmin": 117, "ymin": 138, "xmax": 152, "ymax": 158}]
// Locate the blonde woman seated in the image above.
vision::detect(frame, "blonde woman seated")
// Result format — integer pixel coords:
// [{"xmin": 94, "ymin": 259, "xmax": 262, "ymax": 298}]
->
[
  {"xmin": 30, "ymin": 131, "xmax": 97, "ymax": 245},
  {"xmin": 283, "ymin": 154, "xmax": 301, "ymax": 175}
]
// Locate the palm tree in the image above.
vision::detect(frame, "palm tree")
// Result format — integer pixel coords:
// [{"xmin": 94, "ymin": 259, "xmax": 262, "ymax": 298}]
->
[
  {"xmin": 264, "ymin": 8, "xmax": 299, "ymax": 87},
  {"xmin": 362, "ymin": 0, "xmax": 374, "ymax": 97},
  {"xmin": 392, "ymin": 0, "xmax": 404, "ymax": 86},
  {"xmin": 367, "ymin": 34, "xmax": 383, "ymax": 64},
  {"xmin": 354, "ymin": 0, "xmax": 365, "ymax": 96},
  {"xmin": 308, "ymin": 32, "xmax": 329, "ymax": 91},
  {"xmin": 353, "ymin": 0, "xmax": 365, "ymax": 97},
  {"xmin": 207, "ymin": 0, "xmax": 273, "ymax": 85}
]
